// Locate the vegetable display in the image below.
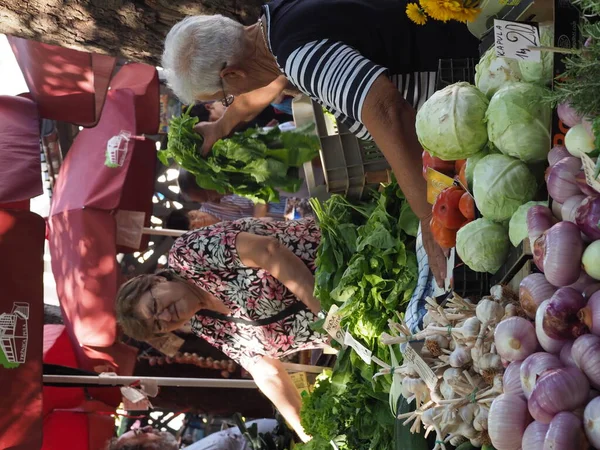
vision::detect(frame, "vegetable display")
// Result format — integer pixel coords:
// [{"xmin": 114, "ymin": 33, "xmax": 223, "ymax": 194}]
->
[
  {"xmin": 474, "ymin": 49, "xmax": 523, "ymax": 98},
  {"xmin": 455, "ymin": 219, "xmax": 510, "ymax": 274},
  {"xmin": 159, "ymin": 106, "xmax": 319, "ymax": 203}
]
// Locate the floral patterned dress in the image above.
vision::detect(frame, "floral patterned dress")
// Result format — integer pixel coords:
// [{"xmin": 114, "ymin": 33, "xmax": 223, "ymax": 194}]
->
[{"xmin": 168, "ymin": 217, "xmax": 329, "ymax": 369}]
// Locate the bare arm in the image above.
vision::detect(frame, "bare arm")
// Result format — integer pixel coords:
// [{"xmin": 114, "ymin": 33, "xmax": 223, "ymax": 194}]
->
[
  {"xmin": 253, "ymin": 203, "xmax": 269, "ymax": 218},
  {"xmin": 361, "ymin": 75, "xmax": 446, "ymax": 284},
  {"xmin": 236, "ymin": 232, "xmax": 321, "ymax": 314},
  {"xmin": 247, "ymin": 356, "xmax": 310, "ymax": 442},
  {"xmin": 195, "ymin": 76, "xmax": 289, "ymax": 154}
]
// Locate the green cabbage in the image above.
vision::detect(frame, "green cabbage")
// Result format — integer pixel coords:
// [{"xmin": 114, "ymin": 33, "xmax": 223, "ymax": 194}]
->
[
  {"xmin": 508, "ymin": 200, "xmax": 549, "ymax": 247},
  {"xmin": 456, "ymin": 218, "xmax": 510, "ymax": 274},
  {"xmin": 464, "ymin": 149, "xmax": 489, "ymax": 190},
  {"xmin": 416, "ymin": 82, "xmax": 489, "ymax": 161},
  {"xmin": 475, "ymin": 48, "xmax": 523, "ymax": 98},
  {"xmin": 518, "ymin": 24, "xmax": 554, "ymax": 86},
  {"xmin": 486, "ymin": 83, "xmax": 552, "ymax": 162},
  {"xmin": 473, "ymin": 154, "xmax": 537, "ymax": 221}
]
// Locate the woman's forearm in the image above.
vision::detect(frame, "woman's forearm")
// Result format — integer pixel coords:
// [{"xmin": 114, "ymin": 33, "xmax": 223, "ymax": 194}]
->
[{"xmin": 248, "ymin": 357, "xmax": 311, "ymax": 442}]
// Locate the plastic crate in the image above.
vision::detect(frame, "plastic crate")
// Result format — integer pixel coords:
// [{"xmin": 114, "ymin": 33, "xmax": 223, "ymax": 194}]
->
[
  {"xmin": 452, "ymin": 256, "xmax": 491, "ymax": 300},
  {"xmin": 436, "ymin": 58, "xmax": 478, "ymax": 90},
  {"xmin": 309, "ymin": 101, "xmax": 390, "ymax": 200}
]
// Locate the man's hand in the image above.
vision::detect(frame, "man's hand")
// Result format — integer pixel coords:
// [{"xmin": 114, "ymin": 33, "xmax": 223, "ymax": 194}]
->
[
  {"xmin": 194, "ymin": 121, "xmax": 225, "ymax": 156},
  {"xmin": 421, "ymin": 218, "xmax": 447, "ymax": 287}
]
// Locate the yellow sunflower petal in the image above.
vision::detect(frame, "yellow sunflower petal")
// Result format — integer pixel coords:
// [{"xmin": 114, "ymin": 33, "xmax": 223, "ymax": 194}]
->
[{"xmin": 406, "ymin": 3, "xmax": 428, "ymax": 25}]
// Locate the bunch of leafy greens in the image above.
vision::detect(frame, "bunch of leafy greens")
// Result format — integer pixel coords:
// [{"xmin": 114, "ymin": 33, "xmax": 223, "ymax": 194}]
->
[
  {"xmin": 296, "ymin": 349, "xmax": 396, "ymax": 450},
  {"xmin": 159, "ymin": 106, "xmax": 319, "ymax": 203},
  {"xmin": 310, "ymin": 180, "xmax": 419, "ymax": 394}
]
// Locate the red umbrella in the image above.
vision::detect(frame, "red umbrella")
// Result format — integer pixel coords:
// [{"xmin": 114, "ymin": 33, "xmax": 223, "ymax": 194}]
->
[
  {"xmin": 48, "ymin": 63, "xmax": 158, "ymax": 394},
  {"xmin": 8, "ymin": 36, "xmax": 116, "ymax": 127},
  {"xmin": 0, "ymin": 95, "xmax": 42, "ymax": 206},
  {"xmin": 0, "ymin": 209, "xmax": 46, "ymax": 450}
]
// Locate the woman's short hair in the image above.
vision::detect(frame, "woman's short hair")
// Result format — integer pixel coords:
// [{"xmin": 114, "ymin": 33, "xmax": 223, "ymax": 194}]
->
[
  {"xmin": 162, "ymin": 15, "xmax": 244, "ymax": 103},
  {"xmin": 116, "ymin": 270, "xmax": 176, "ymax": 341},
  {"xmin": 165, "ymin": 209, "xmax": 191, "ymax": 231}
]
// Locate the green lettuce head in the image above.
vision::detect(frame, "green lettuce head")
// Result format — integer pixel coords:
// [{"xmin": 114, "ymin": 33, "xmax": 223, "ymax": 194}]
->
[
  {"xmin": 416, "ymin": 82, "xmax": 489, "ymax": 161},
  {"xmin": 518, "ymin": 24, "xmax": 554, "ymax": 86},
  {"xmin": 456, "ymin": 218, "xmax": 510, "ymax": 274},
  {"xmin": 473, "ymin": 154, "xmax": 537, "ymax": 222},
  {"xmin": 486, "ymin": 82, "xmax": 552, "ymax": 162},
  {"xmin": 475, "ymin": 48, "xmax": 523, "ymax": 98}
]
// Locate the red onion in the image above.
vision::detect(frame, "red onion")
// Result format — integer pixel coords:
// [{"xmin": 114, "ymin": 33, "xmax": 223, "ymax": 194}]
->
[
  {"xmin": 548, "ymin": 145, "xmax": 571, "ymax": 167},
  {"xmin": 576, "ymin": 170, "xmax": 599, "ymax": 197},
  {"xmin": 579, "ymin": 292, "xmax": 600, "ymax": 335},
  {"xmin": 558, "ymin": 102, "xmax": 584, "ymax": 128},
  {"xmin": 520, "ymin": 352, "xmax": 563, "ymax": 399},
  {"xmin": 504, "ymin": 361, "xmax": 525, "ymax": 398},
  {"xmin": 528, "ymin": 205, "xmax": 555, "ymax": 244},
  {"xmin": 575, "ymin": 196, "xmax": 600, "ymax": 241},
  {"xmin": 547, "ymin": 157, "xmax": 582, "ymax": 203},
  {"xmin": 528, "ymin": 366, "xmax": 590, "ymax": 423},
  {"xmin": 572, "ymin": 334, "xmax": 600, "ymax": 389},
  {"xmin": 489, "ymin": 394, "xmax": 532, "ymax": 450},
  {"xmin": 551, "ymin": 200, "xmax": 563, "ymax": 221},
  {"xmin": 545, "ymin": 411, "xmax": 589, "ymax": 450},
  {"xmin": 584, "ymin": 397, "xmax": 600, "ymax": 448},
  {"xmin": 538, "ymin": 222, "xmax": 585, "ymax": 287},
  {"xmin": 559, "ymin": 341, "xmax": 576, "ymax": 367},
  {"xmin": 569, "ymin": 271, "xmax": 597, "ymax": 294},
  {"xmin": 494, "ymin": 316, "xmax": 538, "ymax": 362},
  {"xmin": 520, "ymin": 273, "xmax": 557, "ymax": 319},
  {"xmin": 536, "ymin": 299, "xmax": 567, "ymax": 353},
  {"xmin": 522, "ymin": 420, "xmax": 549, "ymax": 450},
  {"xmin": 543, "ymin": 288, "xmax": 588, "ymax": 339},
  {"xmin": 561, "ymin": 194, "xmax": 586, "ymax": 222},
  {"xmin": 584, "ymin": 283, "xmax": 600, "ymax": 299}
]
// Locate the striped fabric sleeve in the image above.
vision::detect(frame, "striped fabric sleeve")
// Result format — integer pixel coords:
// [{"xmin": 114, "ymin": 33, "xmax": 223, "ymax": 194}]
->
[{"xmin": 284, "ymin": 40, "xmax": 387, "ymax": 126}]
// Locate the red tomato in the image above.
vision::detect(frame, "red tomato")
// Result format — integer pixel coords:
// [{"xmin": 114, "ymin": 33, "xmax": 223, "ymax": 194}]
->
[
  {"xmin": 430, "ymin": 217, "xmax": 458, "ymax": 248},
  {"xmin": 455, "ymin": 159, "xmax": 467, "ymax": 173},
  {"xmin": 456, "ymin": 163, "xmax": 468, "ymax": 189},
  {"xmin": 459, "ymin": 192, "xmax": 475, "ymax": 221},
  {"xmin": 433, "ymin": 186, "xmax": 467, "ymax": 230},
  {"xmin": 422, "ymin": 151, "xmax": 456, "ymax": 179}
]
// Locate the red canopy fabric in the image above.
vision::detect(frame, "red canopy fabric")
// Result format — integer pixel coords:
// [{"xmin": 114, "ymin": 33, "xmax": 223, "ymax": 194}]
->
[
  {"xmin": 0, "ymin": 210, "xmax": 45, "ymax": 450},
  {"xmin": 0, "ymin": 95, "xmax": 42, "ymax": 204},
  {"xmin": 8, "ymin": 37, "xmax": 116, "ymax": 127}
]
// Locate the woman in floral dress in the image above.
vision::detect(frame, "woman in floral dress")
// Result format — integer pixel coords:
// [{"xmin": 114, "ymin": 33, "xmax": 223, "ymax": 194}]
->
[{"xmin": 116, "ymin": 217, "xmax": 328, "ymax": 442}]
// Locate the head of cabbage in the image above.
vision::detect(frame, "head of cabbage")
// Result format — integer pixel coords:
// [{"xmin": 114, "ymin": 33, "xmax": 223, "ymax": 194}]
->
[
  {"xmin": 475, "ymin": 48, "xmax": 523, "ymax": 98},
  {"xmin": 416, "ymin": 82, "xmax": 489, "ymax": 161},
  {"xmin": 456, "ymin": 218, "xmax": 510, "ymax": 274},
  {"xmin": 486, "ymin": 82, "xmax": 552, "ymax": 162},
  {"xmin": 508, "ymin": 200, "xmax": 549, "ymax": 247},
  {"xmin": 473, "ymin": 154, "xmax": 537, "ymax": 222},
  {"xmin": 518, "ymin": 24, "xmax": 554, "ymax": 86}
]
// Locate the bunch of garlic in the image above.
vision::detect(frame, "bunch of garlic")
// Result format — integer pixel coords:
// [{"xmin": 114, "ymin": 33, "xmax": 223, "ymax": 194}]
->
[{"xmin": 381, "ymin": 288, "xmax": 520, "ymax": 449}]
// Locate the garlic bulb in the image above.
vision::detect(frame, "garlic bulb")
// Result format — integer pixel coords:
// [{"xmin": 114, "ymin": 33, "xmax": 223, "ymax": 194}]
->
[
  {"xmin": 476, "ymin": 299, "xmax": 505, "ymax": 324},
  {"xmin": 449, "ymin": 346, "xmax": 472, "ymax": 368},
  {"xmin": 441, "ymin": 379, "xmax": 456, "ymax": 400},
  {"xmin": 459, "ymin": 403, "xmax": 479, "ymax": 424},
  {"xmin": 473, "ymin": 405, "xmax": 489, "ymax": 431}
]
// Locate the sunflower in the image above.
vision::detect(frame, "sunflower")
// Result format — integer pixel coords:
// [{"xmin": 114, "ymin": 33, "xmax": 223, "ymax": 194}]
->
[
  {"xmin": 406, "ymin": 3, "xmax": 428, "ymax": 25},
  {"xmin": 419, "ymin": 0, "xmax": 481, "ymax": 22}
]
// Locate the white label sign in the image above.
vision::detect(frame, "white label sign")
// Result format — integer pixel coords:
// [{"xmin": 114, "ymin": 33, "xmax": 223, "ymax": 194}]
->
[
  {"xmin": 404, "ymin": 343, "xmax": 438, "ymax": 391},
  {"xmin": 323, "ymin": 305, "xmax": 345, "ymax": 344},
  {"xmin": 494, "ymin": 19, "xmax": 541, "ymax": 62},
  {"xmin": 344, "ymin": 331, "xmax": 372, "ymax": 365},
  {"xmin": 581, "ymin": 154, "xmax": 600, "ymax": 194}
]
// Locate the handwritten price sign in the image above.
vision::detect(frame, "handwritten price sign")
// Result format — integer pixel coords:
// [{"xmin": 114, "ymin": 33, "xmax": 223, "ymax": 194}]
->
[{"xmin": 494, "ymin": 19, "xmax": 541, "ymax": 62}]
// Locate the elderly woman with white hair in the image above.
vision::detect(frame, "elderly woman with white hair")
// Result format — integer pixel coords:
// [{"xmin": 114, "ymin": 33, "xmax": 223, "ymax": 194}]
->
[{"xmin": 161, "ymin": 0, "xmax": 480, "ymax": 287}]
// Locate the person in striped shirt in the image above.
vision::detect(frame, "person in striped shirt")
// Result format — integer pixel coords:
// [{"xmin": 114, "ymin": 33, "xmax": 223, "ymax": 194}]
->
[{"xmin": 161, "ymin": 0, "xmax": 479, "ymax": 287}]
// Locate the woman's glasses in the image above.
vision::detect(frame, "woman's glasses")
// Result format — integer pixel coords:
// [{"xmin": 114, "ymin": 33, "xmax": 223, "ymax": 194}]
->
[{"xmin": 220, "ymin": 63, "xmax": 234, "ymax": 107}]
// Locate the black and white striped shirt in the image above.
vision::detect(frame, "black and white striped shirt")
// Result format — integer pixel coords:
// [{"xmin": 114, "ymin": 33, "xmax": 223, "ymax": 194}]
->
[{"xmin": 262, "ymin": 0, "xmax": 479, "ymax": 140}]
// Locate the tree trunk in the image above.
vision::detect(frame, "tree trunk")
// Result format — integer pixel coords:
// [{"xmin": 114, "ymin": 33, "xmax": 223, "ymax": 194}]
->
[{"xmin": 0, "ymin": 0, "xmax": 264, "ymax": 66}]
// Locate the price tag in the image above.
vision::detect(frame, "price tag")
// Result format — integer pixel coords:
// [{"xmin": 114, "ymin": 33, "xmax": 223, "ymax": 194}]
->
[
  {"xmin": 426, "ymin": 168, "xmax": 455, "ymax": 205},
  {"xmin": 494, "ymin": 19, "xmax": 541, "ymax": 62},
  {"xmin": 290, "ymin": 372, "xmax": 311, "ymax": 395},
  {"xmin": 121, "ymin": 386, "xmax": 147, "ymax": 404},
  {"xmin": 581, "ymin": 154, "xmax": 600, "ymax": 194},
  {"xmin": 404, "ymin": 343, "xmax": 438, "ymax": 391},
  {"xmin": 323, "ymin": 305, "xmax": 345, "ymax": 344},
  {"xmin": 344, "ymin": 331, "xmax": 372, "ymax": 364}
]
